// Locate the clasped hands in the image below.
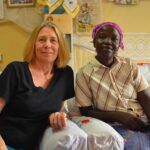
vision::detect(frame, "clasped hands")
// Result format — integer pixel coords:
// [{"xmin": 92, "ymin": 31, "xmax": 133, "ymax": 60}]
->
[{"xmin": 49, "ymin": 112, "xmax": 67, "ymax": 131}]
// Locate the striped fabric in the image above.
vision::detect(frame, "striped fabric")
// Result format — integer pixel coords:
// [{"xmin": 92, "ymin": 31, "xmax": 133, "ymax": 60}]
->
[{"xmin": 75, "ymin": 56, "xmax": 149, "ymax": 118}]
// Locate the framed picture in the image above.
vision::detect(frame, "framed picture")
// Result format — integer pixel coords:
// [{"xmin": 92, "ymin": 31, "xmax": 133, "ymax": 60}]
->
[
  {"xmin": 115, "ymin": 0, "xmax": 139, "ymax": 5},
  {"xmin": 7, "ymin": 0, "xmax": 35, "ymax": 8},
  {"xmin": 74, "ymin": 0, "xmax": 102, "ymax": 35},
  {"xmin": 0, "ymin": 0, "xmax": 4, "ymax": 19}
]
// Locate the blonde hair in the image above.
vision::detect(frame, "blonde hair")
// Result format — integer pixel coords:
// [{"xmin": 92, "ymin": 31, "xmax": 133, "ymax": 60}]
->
[{"xmin": 23, "ymin": 21, "xmax": 70, "ymax": 68}]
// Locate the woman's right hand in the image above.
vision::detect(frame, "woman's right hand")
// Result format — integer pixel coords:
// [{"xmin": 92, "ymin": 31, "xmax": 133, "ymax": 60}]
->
[
  {"xmin": 49, "ymin": 112, "xmax": 67, "ymax": 131},
  {"xmin": 0, "ymin": 136, "xmax": 7, "ymax": 150}
]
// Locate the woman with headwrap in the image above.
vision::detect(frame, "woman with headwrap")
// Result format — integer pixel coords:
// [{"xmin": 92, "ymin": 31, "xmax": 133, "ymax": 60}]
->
[{"xmin": 75, "ymin": 22, "xmax": 150, "ymax": 149}]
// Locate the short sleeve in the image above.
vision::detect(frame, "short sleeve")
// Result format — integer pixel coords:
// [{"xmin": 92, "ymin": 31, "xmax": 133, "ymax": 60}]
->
[
  {"xmin": 75, "ymin": 68, "xmax": 93, "ymax": 107},
  {"xmin": 64, "ymin": 66, "xmax": 75, "ymax": 100},
  {"xmin": 132, "ymin": 63, "xmax": 149, "ymax": 92},
  {"xmin": 0, "ymin": 62, "xmax": 18, "ymax": 103}
]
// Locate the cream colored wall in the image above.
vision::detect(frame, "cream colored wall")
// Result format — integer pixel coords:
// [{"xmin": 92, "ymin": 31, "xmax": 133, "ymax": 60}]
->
[
  {"xmin": 0, "ymin": 22, "xmax": 30, "ymax": 71},
  {"xmin": 102, "ymin": 0, "xmax": 150, "ymax": 32},
  {"xmin": 72, "ymin": 46, "xmax": 95, "ymax": 72}
]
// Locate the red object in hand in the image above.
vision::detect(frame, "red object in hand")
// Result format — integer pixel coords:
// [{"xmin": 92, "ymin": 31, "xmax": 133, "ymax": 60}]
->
[{"xmin": 81, "ymin": 119, "xmax": 90, "ymax": 123}]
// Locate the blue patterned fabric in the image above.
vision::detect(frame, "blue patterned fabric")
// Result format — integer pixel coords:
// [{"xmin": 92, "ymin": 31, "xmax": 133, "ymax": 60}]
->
[
  {"xmin": 110, "ymin": 123, "xmax": 150, "ymax": 150},
  {"xmin": 7, "ymin": 146, "xmax": 24, "ymax": 150},
  {"xmin": 7, "ymin": 146, "xmax": 15, "ymax": 150}
]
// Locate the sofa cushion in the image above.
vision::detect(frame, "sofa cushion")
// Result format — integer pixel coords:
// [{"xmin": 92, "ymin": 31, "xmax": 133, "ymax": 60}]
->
[{"xmin": 138, "ymin": 63, "xmax": 150, "ymax": 84}]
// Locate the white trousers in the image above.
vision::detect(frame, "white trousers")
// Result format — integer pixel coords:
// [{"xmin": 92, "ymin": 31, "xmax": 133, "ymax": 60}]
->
[
  {"xmin": 39, "ymin": 120, "xmax": 87, "ymax": 150},
  {"xmin": 72, "ymin": 116, "xmax": 124, "ymax": 150},
  {"xmin": 39, "ymin": 118, "xmax": 124, "ymax": 150}
]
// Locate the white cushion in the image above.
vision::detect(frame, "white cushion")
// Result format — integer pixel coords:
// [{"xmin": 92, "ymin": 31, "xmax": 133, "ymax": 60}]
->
[
  {"xmin": 72, "ymin": 116, "xmax": 124, "ymax": 150},
  {"xmin": 39, "ymin": 120, "xmax": 87, "ymax": 150},
  {"xmin": 138, "ymin": 63, "xmax": 150, "ymax": 84}
]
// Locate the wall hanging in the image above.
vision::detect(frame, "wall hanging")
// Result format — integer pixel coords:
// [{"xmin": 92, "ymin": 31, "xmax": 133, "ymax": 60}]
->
[
  {"xmin": 36, "ymin": 0, "xmax": 80, "ymax": 18},
  {"xmin": 74, "ymin": 0, "xmax": 102, "ymax": 35}
]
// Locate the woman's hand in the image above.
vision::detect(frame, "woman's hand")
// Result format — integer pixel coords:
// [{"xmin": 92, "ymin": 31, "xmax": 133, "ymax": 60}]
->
[
  {"xmin": 49, "ymin": 112, "xmax": 67, "ymax": 130},
  {"xmin": 0, "ymin": 136, "xmax": 7, "ymax": 150}
]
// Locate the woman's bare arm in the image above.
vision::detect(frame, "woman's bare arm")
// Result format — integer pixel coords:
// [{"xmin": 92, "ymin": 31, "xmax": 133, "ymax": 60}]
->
[
  {"xmin": 0, "ymin": 97, "xmax": 6, "ymax": 113},
  {"xmin": 0, "ymin": 98, "xmax": 7, "ymax": 149},
  {"xmin": 0, "ymin": 135, "xmax": 7, "ymax": 150}
]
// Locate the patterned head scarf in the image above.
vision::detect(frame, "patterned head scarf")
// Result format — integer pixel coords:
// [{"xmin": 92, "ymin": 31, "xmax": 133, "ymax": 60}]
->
[{"xmin": 92, "ymin": 22, "xmax": 124, "ymax": 49}]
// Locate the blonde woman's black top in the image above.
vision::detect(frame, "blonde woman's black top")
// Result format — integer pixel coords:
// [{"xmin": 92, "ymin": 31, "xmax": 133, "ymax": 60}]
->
[{"xmin": 0, "ymin": 61, "xmax": 74, "ymax": 150}]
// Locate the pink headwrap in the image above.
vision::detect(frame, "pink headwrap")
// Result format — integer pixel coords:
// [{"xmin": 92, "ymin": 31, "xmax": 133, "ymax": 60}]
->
[{"xmin": 92, "ymin": 22, "xmax": 124, "ymax": 49}]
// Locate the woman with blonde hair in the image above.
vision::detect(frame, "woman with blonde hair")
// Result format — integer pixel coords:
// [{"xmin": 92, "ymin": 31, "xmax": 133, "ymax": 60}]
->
[{"xmin": 0, "ymin": 21, "xmax": 87, "ymax": 150}]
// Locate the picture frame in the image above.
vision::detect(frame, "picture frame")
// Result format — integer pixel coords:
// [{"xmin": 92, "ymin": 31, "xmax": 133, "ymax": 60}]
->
[
  {"xmin": 0, "ymin": 0, "xmax": 4, "ymax": 19},
  {"xmin": 74, "ymin": 0, "xmax": 102, "ymax": 35},
  {"xmin": 7, "ymin": 0, "xmax": 35, "ymax": 8},
  {"xmin": 115, "ymin": 0, "xmax": 139, "ymax": 5}
]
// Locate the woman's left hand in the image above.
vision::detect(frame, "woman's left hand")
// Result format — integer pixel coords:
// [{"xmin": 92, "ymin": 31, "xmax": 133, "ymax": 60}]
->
[{"xmin": 49, "ymin": 112, "xmax": 67, "ymax": 130}]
